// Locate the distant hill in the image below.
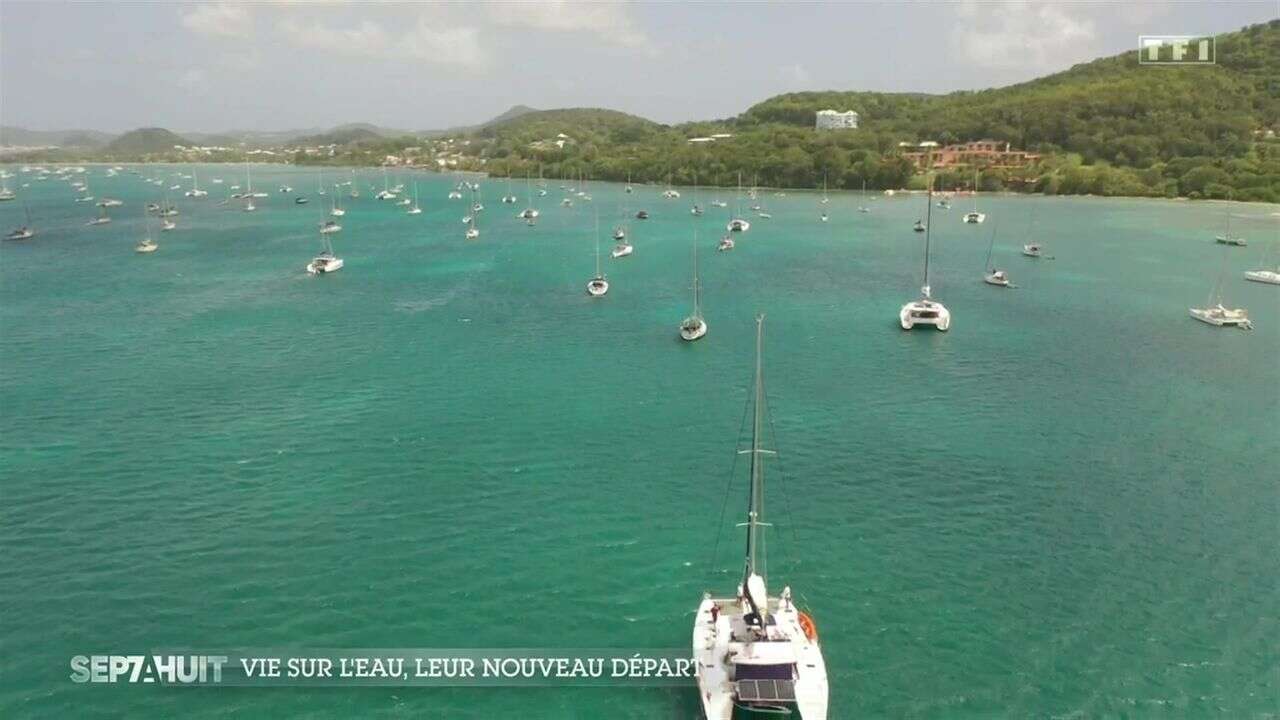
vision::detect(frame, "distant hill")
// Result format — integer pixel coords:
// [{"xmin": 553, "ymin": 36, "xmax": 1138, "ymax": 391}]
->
[
  {"xmin": 423, "ymin": 105, "xmax": 540, "ymax": 137},
  {"xmin": 481, "ymin": 107, "xmax": 661, "ymax": 140},
  {"xmin": 0, "ymin": 126, "xmax": 114, "ymax": 147},
  {"xmin": 105, "ymin": 127, "xmax": 191, "ymax": 155},
  {"xmin": 471, "ymin": 21, "xmax": 1279, "ymax": 201},
  {"xmin": 294, "ymin": 126, "xmax": 383, "ymax": 146}
]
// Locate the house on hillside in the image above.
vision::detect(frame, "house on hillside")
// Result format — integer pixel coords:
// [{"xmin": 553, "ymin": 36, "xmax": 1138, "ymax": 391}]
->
[
  {"xmin": 902, "ymin": 139, "xmax": 1040, "ymax": 170},
  {"xmin": 816, "ymin": 109, "xmax": 859, "ymax": 130}
]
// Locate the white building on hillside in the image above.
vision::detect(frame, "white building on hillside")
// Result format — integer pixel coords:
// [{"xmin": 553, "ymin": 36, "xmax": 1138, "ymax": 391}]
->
[{"xmin": 816, "ymin": 109, "xmax": 859, "ymax": 130}]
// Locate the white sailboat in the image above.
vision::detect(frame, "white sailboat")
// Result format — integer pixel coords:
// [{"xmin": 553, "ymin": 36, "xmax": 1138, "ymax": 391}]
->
[
  {"xmin": 185, "ymin": 172, "xmax": 207, "ymax": 198},
  {"xmin": 135, "ymin": 208, "xmax": 158, "ymax": 253},
  {"xmin": 1190, "ymin": 247, "xmax": 1251, "ymax": 329},
  {"xmin": 963, "ymin": 169, "xmax": 985, "ymax": 224},
  {"xmin": 727, "ymin": 172, "xmax": 751, "ymax": 233},
  {"xmin": 900, "ymin": 176, "xmax": 951, "ymax": 331},
  {"xmin": 349, "ymin": 170, "xmax": 360, "ymax": 199},
  {"xmin": 0, "ymin": 174, "xmax": 15, "ymax": 201},
  {"xmin": 857, "ymin": 179, "xmax": 871, "ymax": 213},
  {"xmin": 694, "ymin": 315, "xmax": 828, "ymax": 720},
  {"xmin": 316, "ymin": 168, "xmax": 326, "ymax": 196},
  {"xmin": 679, "ymin": 238, "xmax": 707, "ymax": 341},
  {"xmin": 243, "ymin": 163, "xmax": 257, "ymax": 211},
  {"xmin": 376, "ymin": 167, "xmax": 396, "ymax": 200},
  {"xmin": 587, "ymin": 213, "xmax": 609, "ymax": 297},
  {"xmin": 465, "ymin": 188, "xmax": 480, "ymax": 240},
  {"xmin": 1244, "ymin": 235, "xmax": 1279, "ymax": 284},
  {"xmin": 1215, "ymin": 214, "xmax": 1247, "ymax": 246},
  {"xmin": 518, "ymin": 175, "xmax": 540, "ymax": 224},
  {"xmin": 5, "ymin": 203, "xmax": 36, "ymax": 240},
  {"xmin": 407, "ymin": 182, "xmax": 423, "ymax": 214},
  {"xmin": 1021, "ymin": 205, "xmax": 1045, "ymax": 257},
  {"xmin": 982, "ymin": 223, "xmax": 1011, "ymax": 287},
  {"xmin": 330, "ymin": 187, "xmax": 345, "ymax": 217},
  {"xmin": 88, "ymin": 205, "xmax": 111, "ymax": 225},
  {"xmin": 663, "ymin": 173, "xmax": 680, "ymax": 199},
  {"xmin": 306, "ymin": 225, "xmax": 344, "ymax": 275},
  {"xmin": 711, "ymin": 174, "xmax": 727, "ymax": 208}
]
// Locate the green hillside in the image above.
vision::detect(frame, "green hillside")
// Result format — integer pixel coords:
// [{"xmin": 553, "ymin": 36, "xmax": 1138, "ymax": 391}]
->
[
  {"xmin": 104, "ymin": 127, "xmax": 191, "ymax": 156},
  {"xmin": 472, "ymin": 20, "xmax": 1280, "ymax": 202}
]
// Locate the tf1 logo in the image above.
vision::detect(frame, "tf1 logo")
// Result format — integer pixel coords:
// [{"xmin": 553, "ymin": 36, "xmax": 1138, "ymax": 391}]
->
[{"xmin": 1139, "ymin": 35, "xmax": 1215, "ymax": 65}]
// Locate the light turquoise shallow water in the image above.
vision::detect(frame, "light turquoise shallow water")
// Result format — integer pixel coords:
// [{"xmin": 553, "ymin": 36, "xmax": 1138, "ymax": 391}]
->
[{"xmin": 1, "ymin": 165, "xmax": 1277, "ymax": 719}]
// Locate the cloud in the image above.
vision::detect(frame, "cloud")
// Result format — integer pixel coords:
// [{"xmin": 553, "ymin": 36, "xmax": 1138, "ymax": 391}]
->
[
  {"xmin": 181, "ymin": 3, "xmax": 253, "ymax": 38},
  {"xmin": 487, "ymin": 1, "xmax": 650, "ymax": 50},
  {"xmin": 279, "ymin": 16, "xmax": 487, "ymax": 69},
  {"xmin": 176, "ymin": 68, "xmax": 206, "ymax": 92},
  {"xmin": 783, "ymin": 63, "xmax": 811, "ymax": 85},
  {"xmin": 950, "ymin": 1, "xmax": 1098, "ymax": 72}
]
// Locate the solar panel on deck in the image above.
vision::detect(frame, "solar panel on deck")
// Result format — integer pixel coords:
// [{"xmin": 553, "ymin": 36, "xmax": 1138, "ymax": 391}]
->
[{"xmin": 736, "ymin": 679, "xmax": 796, "ymax": 702}]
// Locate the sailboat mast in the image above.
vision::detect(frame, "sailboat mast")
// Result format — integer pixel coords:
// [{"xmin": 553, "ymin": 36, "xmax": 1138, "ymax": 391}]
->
[
  {"xmin": 692, "ymin": 235, "xmax": 701, "ymax": 316},
  {"xmin": 744, "ymin": 315, "xmax": 767, "ymax": 581},
  {"xmin": 924, "ymin": 174, "xmax": 934, "ymax": 291},
  {"xmin": 594, "ymin": 210, "xmax": 601, "ymax": 276},
  {"xmin": 985, "ymin": 221, "xmax": 998, "ymax": 272}
]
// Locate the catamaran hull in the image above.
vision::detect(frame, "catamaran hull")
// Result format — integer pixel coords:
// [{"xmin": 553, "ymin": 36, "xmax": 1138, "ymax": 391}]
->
[
  {"xmin": 307, "ymin": 258, "xmax": 344, "ymax": 275},
  {"xmin": 1244, "ymin": 270, "xmax": 1280, "ymax": 285},
  {"xmin": 900, "ymin": 302, "xmax": 951, "ymax": 331},
  {"xmin": 1189, "ymin": 307, "xmax": 1250, "ymax": 328},
  {"xmin": 693, "ymin": 596, "xmax": 828, "ymax": 720}
]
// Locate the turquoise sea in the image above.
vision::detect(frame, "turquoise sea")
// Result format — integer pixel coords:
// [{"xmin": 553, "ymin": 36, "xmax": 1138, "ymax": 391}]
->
[{"xmin": 1, "ymin": 164, "xmax": 1277, "ymax": 718}]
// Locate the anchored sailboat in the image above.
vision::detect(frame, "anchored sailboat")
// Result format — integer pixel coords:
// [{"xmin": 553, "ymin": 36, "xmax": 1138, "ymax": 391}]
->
[
  {"xmin": 899, "ymin": 175, "xmax": 951, "ymax": 330},
  {"xmin": 1244, "ymin": 233, "xmax": 1279, "ymax": 284},
  {"xmin": 306, "ymin": 224, "xmax": 343, "ymax": 275},
  {"xmin": 679, "ymin": 237, "xmax": 707, "ymax": 341},
  {"xmin": 727, "ymin": 172, "xmax": 751, "ymax": 233},
  {"xmin": 1190, "ymin": 246, "xmax": 1251, "ymax": 329},
  {"xmin": 587, "ymin": 212, "xmax": 609, "ymax": 297},
  {"xmin": 407, "ymin": 182, "xmax": 423, "ymax": 215},
  {"xmin": 135, "ymin": 208, "xmax": 158, "ymax": 253},
  {"xmin": 5, "ymin": 203, "xmax": 35, "ymax": 240},
  {"xmin": 983, "ymin": 222, "xmax": 1011, "ymax": 287},
  {"xmin": 1215, "ymin": 214, "xmax": 1247, "ymax": 246},
  {"xmin": 694, "ymin": 315, "xmax": 828, "ymax": 720},
  {"xmin": 963, "ymin": 168, "xmax": 985, "ymax": 224}
]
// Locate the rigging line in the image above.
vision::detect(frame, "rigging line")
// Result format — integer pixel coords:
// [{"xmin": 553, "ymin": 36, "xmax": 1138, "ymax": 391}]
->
[
  {"xmin": 763, "ymin": 385, "xmax": 802, "ymax": 575},
  {"xmin": 706, "ymin": 379, "xmax": 756, "ymax": 583}
]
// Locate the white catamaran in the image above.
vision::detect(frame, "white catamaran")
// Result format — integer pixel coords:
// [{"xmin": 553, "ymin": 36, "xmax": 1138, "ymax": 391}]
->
[
  {"xmin": 1190, "ymin": 247, "xmax": 1251, "ymax": 329},
  {"xmin": 694, "ymin": 315, "xmax": 828, "ymax": 720},
  {"xmin": 900, "ymin": 176, "xmax": 951, "ymax": 330}
]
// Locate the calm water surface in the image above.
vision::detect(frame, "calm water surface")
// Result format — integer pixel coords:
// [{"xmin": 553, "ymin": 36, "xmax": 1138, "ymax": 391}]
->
[{"xmin": 1, "ymin": 165, "xmax": 1277, "ymax": 718}]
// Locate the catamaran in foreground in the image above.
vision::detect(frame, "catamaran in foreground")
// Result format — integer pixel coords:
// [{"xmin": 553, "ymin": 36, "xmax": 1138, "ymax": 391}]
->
[{"xmin": 694, "ymin": 316, "xmax": 827, "ymax": 719}]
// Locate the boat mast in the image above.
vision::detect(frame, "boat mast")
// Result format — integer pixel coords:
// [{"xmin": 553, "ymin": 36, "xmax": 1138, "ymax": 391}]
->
[
  {"xmin": 923, "ymin": 174, "xmax": 934, "ymax": 296},
  {"xmin": 743, "ymin": 315, "xmax": 769, "ymax": 585},
  {"xmin": 594, "ymin": 210, "xmax": 602, "ymax": 277},
  {"xmin": 985, "ymin": 221, "xmax": 998, "ymax": 272},
  {"xmin": 692, "ymin": 235, "xmax": 701, "ymax": 318}
]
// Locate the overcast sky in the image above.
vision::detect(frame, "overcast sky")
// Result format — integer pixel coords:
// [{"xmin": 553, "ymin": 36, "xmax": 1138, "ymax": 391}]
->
[{"xmin": 1, "ymin": 1, "xmax": 1274, "ymax": 133}]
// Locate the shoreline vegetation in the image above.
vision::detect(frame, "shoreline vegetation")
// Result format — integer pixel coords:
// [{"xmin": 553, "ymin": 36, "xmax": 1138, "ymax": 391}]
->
[{"xmin": 4, "ymin": 20, "xmax": 1277, "ymax": 203}]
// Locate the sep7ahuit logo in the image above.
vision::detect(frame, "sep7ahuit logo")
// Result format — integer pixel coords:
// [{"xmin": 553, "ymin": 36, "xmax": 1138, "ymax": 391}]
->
[{"xmin": 1139, "ymin": 36, "xmax": 1215, "ymax": 65}]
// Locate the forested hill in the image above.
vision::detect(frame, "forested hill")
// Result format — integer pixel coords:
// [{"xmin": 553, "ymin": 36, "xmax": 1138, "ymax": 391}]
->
[{"xmin": 471, "ymin": 20, "xmax": 1279, "ymax": 202}]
